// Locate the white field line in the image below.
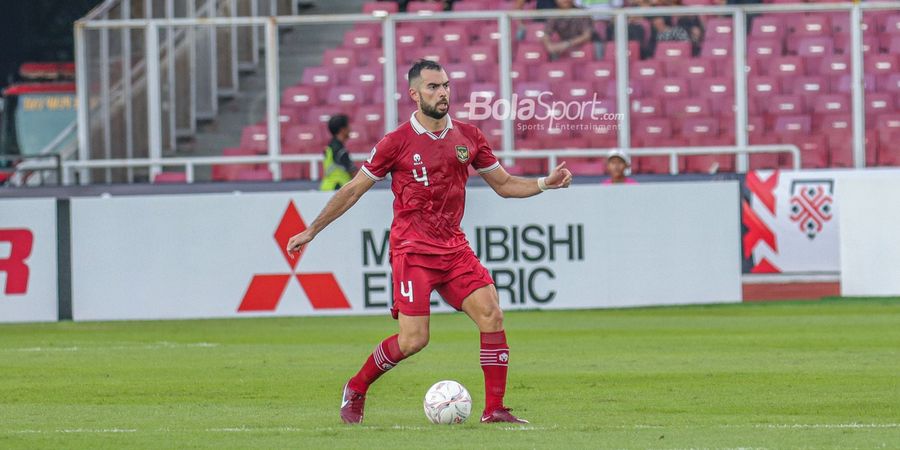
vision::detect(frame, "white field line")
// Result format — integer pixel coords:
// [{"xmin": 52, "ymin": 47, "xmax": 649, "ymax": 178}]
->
[
  {"xmin": 5, "ymin": 423, "xmax": 898, "ymax": 435},
  {"xmin": 2, "ymin": 342, "xmax": 219, "ymax": 353},
  {"xmin": 10, "ymin": 429, "xmax": 137, "ymax": 434}
]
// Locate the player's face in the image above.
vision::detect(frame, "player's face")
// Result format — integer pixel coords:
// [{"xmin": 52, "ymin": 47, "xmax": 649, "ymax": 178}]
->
[
  {"xmin": 411, "ymin": 69, "xmax": 450, "ymax": 120},
  {"xmin": 607, "ymin": 157, "xmax": 626, "ymax": 178}
]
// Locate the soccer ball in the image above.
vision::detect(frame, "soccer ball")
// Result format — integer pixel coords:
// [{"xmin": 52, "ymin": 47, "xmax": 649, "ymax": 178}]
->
[{"xmin": 423, "ymin": 380, "xmax": 472, "ymax": 425}]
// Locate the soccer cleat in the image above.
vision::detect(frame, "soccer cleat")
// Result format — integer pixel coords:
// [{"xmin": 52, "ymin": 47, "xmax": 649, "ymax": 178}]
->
[
  {"xmin": 340, "ymin": 382, "xmax": 366, "ymax": 424},
  {"xmin": 480, "ymin": 407, "xmax": 529, "ymax": 424}
]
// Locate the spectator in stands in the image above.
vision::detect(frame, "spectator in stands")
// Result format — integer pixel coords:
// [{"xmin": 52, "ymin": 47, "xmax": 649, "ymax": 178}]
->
[
  {"xmin": 389, "ymin": 0, "xmax": 453, "ymax": 13},
  {"xmin": 648, "ymin": 8, "xmax": 703, "ymax": 56},
  {"xmin": 541, "ymin": 0, "xmax": 601, "ymax": 60},
  {"xmin": 320, "ymin": 114, "xmax": 357, "ymax": 191},
  {"xmin": 515, "ymin": 0, "xmax": 560, "ymax": 11},
  {"xmin": 602, "ymin": 150, "xmax": 636, "ymax": 185}
]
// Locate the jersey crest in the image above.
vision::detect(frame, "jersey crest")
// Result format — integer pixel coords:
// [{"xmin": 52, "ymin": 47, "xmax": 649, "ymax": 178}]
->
[{"xmin": 456, "ymin": 145, "xmax": 469, "ymax": 163}]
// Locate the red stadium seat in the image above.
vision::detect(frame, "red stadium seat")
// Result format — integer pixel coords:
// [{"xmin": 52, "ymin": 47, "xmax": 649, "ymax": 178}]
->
[
  {"xmin": 322, "ymin": 49, "xmax": 357, "ymax": 75},
  {"xmin": 768, "ymin": 95, "xmax": 806, "ymax": 116},
  {"xmin": 434, "ymin": 25, "xmax": 474, "ymax": 47},
  {"xmin": 774, "ymin": 115, "xmax": 812, "ymax": 135},
  {"xmin": 565, "ymin": 43, "xmax": 593, "ymax": 62},
  {"xmin": 343, "ymin": 28, "xmax": 379, "ymax": 49},
  {"xmin": 791, "ymin": 76, "xmax": 829, "ymax": 108},
  {"xmin": 748, "ymin": 38, "xmax": 783, "ymax": 63},
  {"xmin": 681, "ymin": 116, "xmax": 720, "ymax": 139},
  {"xmin": 706, "ymin": 18, "xmax": 734, "ymax": 42},
  {"xmin": 790, "ymin": 134, "xmax": 829, "ymax": 169},
  {"xmin": 475, "ymin": 24, "xmax": 501, "ymax": 46},
  {"xmin": 362, "ymin": 1, "xmax": 398, "ymax": 15},
  {"xmin": 790, "ymin": 14, "xmax": 832, "ymax": 37},
  {"xmin": 633, "ymin": 118, "xmax": 673, "ymax": 140},
  {"xmin": 631, "ymin": 98, "xmax": 663, "ymax": 119},
  {"xmin": 515, "ymin": 43, "xmax": 548, "ymax": 64},
  {"xmin": 666, "ymin": 58, "xmax": 714, "ymax": 79},
  {"xmin": 751, "ymin": 15, "xmax": 787, "ymax": 39},
  {"xmin": 212, "ymin": 148, "xmax": 260, "ymax": 181},
  {"xmin": 327, "ymin": 86, "xmax": 365, "ymax": 109},
  {"xmin": 407, "ymin": 1, "xmax": 444, "ymax": 14},
  {"xmin": 559, "ymin": 81, "xmax": 596, "ymax": 102},
  {"xmin": 749, "ymin": 75, "xmax": 781, "ymax": 98},
  {"xmin": 281, "ymin": 85, "xmax": 319, "ymax": 109},
  {"xmin": 579, "ymin": 61, "xmax": 615, "ymax": 87},
  {"xmin": 240, "ymin": 124, "xmax": 269, "ymax": 153},
  {"xmin": 282, "ymin": 124, "xmax": 326, "ymax": 154},
  {"xmin": 696, "ymin": 77, "xmax": 733, "ymax": 107},
  {"xmin": 308, "ymin": 105, "xmax": 350, "ymax": 126},
  {"xmin": 865, "ymin": 93, "xmax": 895, "ymax": 117},
  {"xmin": 396, "ymin": 28, "xmax": 425, "ymax": 48},
  {"xmin": 632, "ymin": 60, "xmax": 664, "ymax": 82},
  {"xmin": 769, "ymin": 56, "xmax": 806, "ymax": 79},
  {"xmin": 301, "ymin": 67, "xmax": 338, "ymax": 98},
  {"xmin": 349, "ymin": 66, "xmax": 383, "ymax": 92},
  {"xmin": 521, "ymin": 22, "xmax": 547, "ymax": 43},
  {"xmin": 796, "ymin": 37, "xmax": 833, "ymax": 58},
  {"xmin": 536, "ymin": 61, "xmax": 574, "ymax": 83},
  {"xmin": 653, "ymin": 78, "xmax": 689, "ymax": 100},
  {"xmin": 701, "ymin": 40, "xmax": 731, "ymax": 59},
  {"xmin": 866, "ymin": 54, "xmax": 898, "ymax": 76},
  {"xmin": 655, "ymin": 41, "xmax": 692, "ymax": 60},
  {"xmin": 812, "ymin": 94, "xmax": 850, "ymax": 116},
  {"xmin": 354, "ymin": 104, "xmax": 385, "ymax": 136}
]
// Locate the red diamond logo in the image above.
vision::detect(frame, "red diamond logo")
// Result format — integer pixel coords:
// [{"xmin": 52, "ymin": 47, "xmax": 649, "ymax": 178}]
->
[{"xmin": 238, "ymin": 201, "xmax": 350, "ymax": 312}]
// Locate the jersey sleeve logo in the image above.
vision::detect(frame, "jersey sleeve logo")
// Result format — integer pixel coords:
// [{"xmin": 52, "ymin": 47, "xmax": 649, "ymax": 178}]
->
[
  {"xmin": 367, "ymin": 146, "xmax": 377, "ymax": 163},
  {"xmin": 455, "ymin": 145, "xmax": 469, "ymax": 163}
]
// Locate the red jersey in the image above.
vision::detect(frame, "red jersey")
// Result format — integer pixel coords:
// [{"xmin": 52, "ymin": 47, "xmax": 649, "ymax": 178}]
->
[{"xmin": 361, "ymin": 112, "xmax": 500, "ymax": 256}]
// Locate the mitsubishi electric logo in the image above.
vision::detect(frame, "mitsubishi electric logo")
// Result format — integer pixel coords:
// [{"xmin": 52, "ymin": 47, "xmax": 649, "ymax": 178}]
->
[{"xmin": 237, "ymin": 201, "xmax": 351, "ymax": 312}]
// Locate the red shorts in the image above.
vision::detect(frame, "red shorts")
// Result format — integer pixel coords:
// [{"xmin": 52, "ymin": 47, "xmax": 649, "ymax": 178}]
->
[{"xmin": 390, "ymin": 248, "xmax": 494, "ymax": 319}]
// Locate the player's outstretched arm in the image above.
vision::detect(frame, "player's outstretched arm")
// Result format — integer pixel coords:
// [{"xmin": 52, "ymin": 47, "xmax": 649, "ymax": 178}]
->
[
  {"xmin": 285, "ymin": 171, "xmax": 376, "ymax": 257},
  {"xmin": 481, "ymin": 161, "xmax": 573, "ymax": 199}
]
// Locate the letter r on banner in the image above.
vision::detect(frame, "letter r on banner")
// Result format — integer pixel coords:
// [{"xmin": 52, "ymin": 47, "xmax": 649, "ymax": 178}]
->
[{"xmin": 0, "ymin": 229, "xmax": 34, "ymax": 295}]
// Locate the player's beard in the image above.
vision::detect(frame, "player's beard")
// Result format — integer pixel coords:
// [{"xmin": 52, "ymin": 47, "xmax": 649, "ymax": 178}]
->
[{"xmin": 421, "ymin": 99, "xmax": 449, "ymax": 120}]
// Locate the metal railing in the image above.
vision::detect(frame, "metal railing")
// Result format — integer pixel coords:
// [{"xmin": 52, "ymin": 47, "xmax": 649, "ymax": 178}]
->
[
  {"xmin": 1, "ymin": 154, "xmax": 64, "ymax": 186},
  {"xmin": 72, "ymin": 2, "xmax": 899, "ymax": 185},
  {"xmin": 13, "ymin": 144, "xmax": 796, "ymax": 184}
]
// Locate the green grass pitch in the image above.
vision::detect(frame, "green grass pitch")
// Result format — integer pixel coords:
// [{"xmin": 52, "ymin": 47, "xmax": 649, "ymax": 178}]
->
[{"xmin": 1, "ymin": 298, "xmax": 898, "ymax": 449}]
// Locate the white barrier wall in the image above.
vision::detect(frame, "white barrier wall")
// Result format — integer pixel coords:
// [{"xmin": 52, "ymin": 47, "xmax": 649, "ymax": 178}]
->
[
  {"xmin": 70, "ymin": 182, "xmax": 742, "ymax": 321},
  {"xmin": 840, "ymin": 178, "xmax": 900, "ymax": 297},
  {"xmin": 0, "ymin": 198, "xmax": 58, "ymax": 323}
]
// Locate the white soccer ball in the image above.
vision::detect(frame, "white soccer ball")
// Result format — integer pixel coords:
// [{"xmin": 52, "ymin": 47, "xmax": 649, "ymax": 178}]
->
[{"xmin": 423, "ymin": 380, "xmax": 472, "ymax": 425}]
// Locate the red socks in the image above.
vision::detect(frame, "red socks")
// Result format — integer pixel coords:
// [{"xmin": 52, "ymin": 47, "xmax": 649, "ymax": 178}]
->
[
  {"xmin": 480, "ymin": 330, "xmax": 509, "ymax": 414},
  {"xmin": 348, "ymin": 330, "xmax": 510, "ymax": 414},
  {"xmin": 348, "ymin": 334, "xmax": 406, "ymax": 394}
]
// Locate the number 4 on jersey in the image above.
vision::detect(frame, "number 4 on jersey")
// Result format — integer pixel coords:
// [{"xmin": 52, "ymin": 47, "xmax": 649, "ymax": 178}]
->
[{"xmin": 412, "ymin": 168, "xmax": 429, "ymax": 187}]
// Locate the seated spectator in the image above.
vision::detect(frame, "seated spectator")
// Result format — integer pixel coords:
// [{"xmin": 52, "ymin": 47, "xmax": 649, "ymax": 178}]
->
[
  {"xmin": 542, "ymin": 0, "xmax": 599, "ymax": 60},
  {"xmin": 602, "ymin": 150, "xmax": 637, "ymax": 185},
  {"xmin": 647, "ymin": 0, "xmax": 704, "ymax": 56},
  {"xmin": 388, "ymin": 0, "xmax": 453, "ymax": 12},
  {"xmin": 515, "ymin": 0, "xmax": 561, "ymax": 11}
]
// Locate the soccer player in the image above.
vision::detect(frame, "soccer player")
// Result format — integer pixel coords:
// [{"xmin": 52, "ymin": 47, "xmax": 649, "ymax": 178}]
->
[{"xmin": 286, "ymin": 59, "xmax": 573, "ymax": 424}]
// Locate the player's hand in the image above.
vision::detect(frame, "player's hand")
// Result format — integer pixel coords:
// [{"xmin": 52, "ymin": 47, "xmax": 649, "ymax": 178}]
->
[
  {"xmin": 544, "ymin": 161, "xmax": 573, "ymax": 189},
  {"xmin": 286, "ymin": 230, "xmax": 314, "ymax": 259}
]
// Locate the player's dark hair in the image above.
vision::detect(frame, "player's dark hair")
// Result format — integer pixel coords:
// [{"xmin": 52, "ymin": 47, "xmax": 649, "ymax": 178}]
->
[
  {"xmin": 408, "ymin": 59, "xmax": 443, "ymax": 86},
  {"xmin": 327, "ymin": 114, "xmax": 349, "ymax": 136}
]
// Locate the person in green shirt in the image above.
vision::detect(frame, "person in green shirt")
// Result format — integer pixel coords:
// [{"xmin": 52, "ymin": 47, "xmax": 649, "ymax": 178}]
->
[{"xmin": 320, "ymin": 114, "xmax": 357, "ymax": 191}]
